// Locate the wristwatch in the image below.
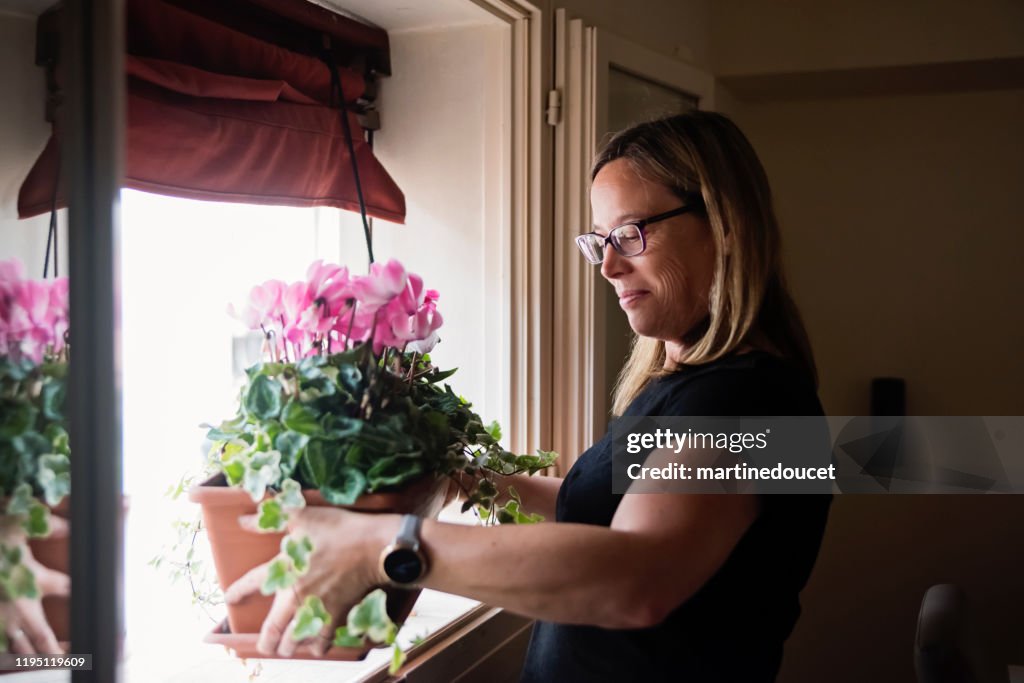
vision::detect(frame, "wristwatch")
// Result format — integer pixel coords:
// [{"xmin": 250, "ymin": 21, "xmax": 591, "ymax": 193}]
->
[{"xmin": 379, "ymin": 514, "xmax": 429, "ymax": 587}]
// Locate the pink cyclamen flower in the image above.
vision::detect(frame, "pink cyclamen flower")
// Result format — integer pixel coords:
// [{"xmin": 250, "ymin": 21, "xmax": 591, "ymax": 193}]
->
[
  {"xmin": 351, "ymin": 259, "xmax": 407, "ymax": 311},
  {"xmin": 233, "ymin": 279, "xmax": 286, "ymax": 331}
]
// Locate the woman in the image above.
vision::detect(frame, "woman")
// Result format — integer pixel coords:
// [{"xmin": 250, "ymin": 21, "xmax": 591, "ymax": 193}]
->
[{"xmin": 226, "ymin": 111, "xmax": 832, "ymax": 682}]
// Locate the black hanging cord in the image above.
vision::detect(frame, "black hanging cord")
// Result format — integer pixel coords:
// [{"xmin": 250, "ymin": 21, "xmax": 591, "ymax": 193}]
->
[
  {"xmin": 43, "ymin": 143, "xmax": 60, "ymax": 278},
  {"xmin": 325, "ymin": 55, "xmax": 375, "ymax": 266}
]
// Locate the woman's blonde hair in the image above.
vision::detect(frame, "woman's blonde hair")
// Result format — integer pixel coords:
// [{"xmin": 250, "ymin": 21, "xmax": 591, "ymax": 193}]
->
[{"xmin": 594, "ymin": 112, "xmax": 817, "ymax": 416}]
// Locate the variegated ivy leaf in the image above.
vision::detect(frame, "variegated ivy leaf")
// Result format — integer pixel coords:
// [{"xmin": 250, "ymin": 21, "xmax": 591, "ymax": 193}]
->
[
  {"xmin": 256, "ymin": 499, "xmax": 287, "ymax": 532},
  {"xmin": 0, "ymin": 544, "xmax": 38, "ymax": 601},
  {"xmin": 6, "ymin": 483, "xmax": 34, "ymax": 516},
  {"xmin": 292, "ymin": 595, "xmax": 330, "ymax": 641},
  {"xmin": 282, "ymin": 534, "xmax": 314, "ymax": 575},
  {"xmin": 222, "ymin": 456, "xmax": 246, "ymax": 487},
  {"xmin": 333, "ymin": 625, "xmax": 364, "ymax": 648},
  {"xmin": 277, "ymin": 478, "xmax": 306, "ymax": 511},
  {"xmin": 260, "ymin": 557, "xmax": 297, "ymax": 595},
  {"xmin": 243, "ymin": 450, "xmax": 282, "ymax": 502},
  {"xmin": 390, "ymin": 644, "xmax": 407, "ymax": 675},
  {"xmin": 346, "ymin": 589, "xmax": 398, "ymax": 644},
  {"xmin": 24, "ymin": 502, "xmax": 50, "ymax": 537},
  {"xmin": 37, "ymin": 453, "xmax": 71, "ymax": 506}
]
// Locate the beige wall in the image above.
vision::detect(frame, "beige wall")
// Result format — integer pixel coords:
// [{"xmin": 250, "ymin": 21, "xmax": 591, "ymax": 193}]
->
[
  {"xmin": 724, "ymin": 84, "xmax": 1024, "ymax": 682},
  {"xmin": 0, "ymin": 10, "xmax": 61, "ymax": 272},
  {"xmin": 730, "ymin": 88, "xmax": 1024, "ymax": 416},
  {"xmin": 712, "ymin": 0, "xmax": 1024, "ymax": 75}
]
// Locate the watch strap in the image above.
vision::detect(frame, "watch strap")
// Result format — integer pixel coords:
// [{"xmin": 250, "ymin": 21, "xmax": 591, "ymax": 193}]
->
[{"xmin": 396, "ymin": 514, "xmax": 423, "ymax": 549}]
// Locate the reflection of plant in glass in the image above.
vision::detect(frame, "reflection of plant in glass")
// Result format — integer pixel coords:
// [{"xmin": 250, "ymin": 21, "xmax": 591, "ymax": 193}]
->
[
  {"xmin": 0, "ymin": 259, "xmax": 71, "ymax": 648},
  {"xmin": 200, "ymin": 258, "xmax": 555, "ymax": 671},
  {"xmin": 0, "ymin": 261, "xmax": 70, "ymax": 555}
]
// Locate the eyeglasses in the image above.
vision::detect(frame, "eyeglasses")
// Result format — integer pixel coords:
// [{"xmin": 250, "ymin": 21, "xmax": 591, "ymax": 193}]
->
[{"xmin": 575, "ymin": 203, "xmax": 702, "ymax": 265}]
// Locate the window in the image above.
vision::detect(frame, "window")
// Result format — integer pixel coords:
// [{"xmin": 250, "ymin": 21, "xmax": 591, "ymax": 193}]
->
[{"xmin": 119, "ymin": 191, "xmax": 483, "ymax": 681}]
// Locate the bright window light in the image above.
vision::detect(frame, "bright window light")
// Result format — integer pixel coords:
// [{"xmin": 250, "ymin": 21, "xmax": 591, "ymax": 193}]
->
[{"xmin": 119, "ymin": 190, "xmax": 479, "ymax": 682}]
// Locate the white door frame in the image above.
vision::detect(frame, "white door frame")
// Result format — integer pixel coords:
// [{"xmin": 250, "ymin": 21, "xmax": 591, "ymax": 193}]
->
[{"xmin": 552, "ymin": 9, "xmax": 714, "ymax": 471}]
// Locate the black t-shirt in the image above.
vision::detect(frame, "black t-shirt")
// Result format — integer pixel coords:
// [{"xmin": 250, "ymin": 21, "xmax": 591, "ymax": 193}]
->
[{"xmin": 519, "ymin": 351, "xmax": 832, "ymax": 683}]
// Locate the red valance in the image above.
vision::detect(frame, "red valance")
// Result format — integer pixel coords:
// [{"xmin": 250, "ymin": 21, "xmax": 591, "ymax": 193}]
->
[{"xmin": 19, "ymin": 0, "xmax": 405, "ymax": 223}]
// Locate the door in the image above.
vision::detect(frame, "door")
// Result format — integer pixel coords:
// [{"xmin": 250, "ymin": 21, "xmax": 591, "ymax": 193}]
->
[{"xmin": 551, "ymin": 9, "xmax": 714, "ymax": 472}]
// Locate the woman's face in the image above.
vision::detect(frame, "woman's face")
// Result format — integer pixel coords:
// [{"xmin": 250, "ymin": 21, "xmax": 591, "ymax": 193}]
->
[{"xmin": 590, "ymin": 158, "xmax": 716, "ymax": 348}]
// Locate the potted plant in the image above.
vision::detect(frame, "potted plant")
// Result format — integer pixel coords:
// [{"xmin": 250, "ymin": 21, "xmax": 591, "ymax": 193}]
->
[
  {"xmin": 0, "ymin": 258, "xmax": 71, "ymax": 648},
  {"xmin": 189, "ymin": 258, "xmax": 555, "ymax": 670}
]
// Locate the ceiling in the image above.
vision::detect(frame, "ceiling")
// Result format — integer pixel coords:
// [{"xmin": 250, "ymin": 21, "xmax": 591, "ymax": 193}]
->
[
  {"xmin": 0, "ymin": 0, "xmax": 500, "ymax": 29},
  {"xmin": 310, "ymin": 0, "xmax": 499, "ymax": 32}
]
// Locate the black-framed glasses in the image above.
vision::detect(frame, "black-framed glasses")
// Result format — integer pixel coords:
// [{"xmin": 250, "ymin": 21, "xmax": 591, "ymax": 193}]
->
[{"xmin": 575, "ymin": 202, "xmax": 701, "ymax": 265}]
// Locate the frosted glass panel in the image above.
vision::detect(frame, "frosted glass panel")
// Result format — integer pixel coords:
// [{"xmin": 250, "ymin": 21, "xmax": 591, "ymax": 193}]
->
[{"xmin": 608, "ymin": 67, "xmax": 699, "ymax": 133}]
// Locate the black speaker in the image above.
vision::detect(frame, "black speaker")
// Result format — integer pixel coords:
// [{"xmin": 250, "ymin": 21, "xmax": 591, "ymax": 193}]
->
[{"xmin": 871, "ymin": 377, "xmax": 905, "ymax": 416}]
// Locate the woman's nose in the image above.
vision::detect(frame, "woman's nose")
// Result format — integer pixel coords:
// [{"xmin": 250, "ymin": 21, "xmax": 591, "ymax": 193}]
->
[{"xmin": 600, "ymin": 246, "xmax": 627, "ymax": 280}]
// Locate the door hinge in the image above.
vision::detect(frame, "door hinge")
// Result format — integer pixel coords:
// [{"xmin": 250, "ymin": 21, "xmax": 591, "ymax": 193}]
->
[{"xmin": 546, "ymin": 89, "xmax": 562, "ymax": 126}]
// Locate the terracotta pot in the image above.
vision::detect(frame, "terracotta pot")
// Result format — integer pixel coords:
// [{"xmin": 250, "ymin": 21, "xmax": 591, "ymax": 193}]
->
[{"xmin": 188, "ymin": 473, "xmax": 448, "ymax": 657}]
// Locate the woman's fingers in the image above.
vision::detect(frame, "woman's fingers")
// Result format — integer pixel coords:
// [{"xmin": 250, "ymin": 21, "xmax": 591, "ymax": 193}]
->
[
  {"xmin": 257, "ymin": 590, "xmax": 298, "ymax": 656},
  {"xmin": 17, "ymin": 600, "xmax": 61, "ymax": 655},
  {"xmin": 275, "ymin": 617, "xmax": 299, "ymax": 658},
  {"xmin": 35, "ymin": 566, "xmax": 70, "ymax": 598},
  {"xmin": 223, "ymin": 563, "xmax": 268, "ymax": 605},
  {"xmin": 309, "ymin": 612, "xmax": 337, "ymax": 657},
  {"xmin": 47, "ymin": 516, "xmax": 70, "ymax": 539},
  {"xmin": 7, "ymin": 626, "xmax": 34, "ymax": 655}
]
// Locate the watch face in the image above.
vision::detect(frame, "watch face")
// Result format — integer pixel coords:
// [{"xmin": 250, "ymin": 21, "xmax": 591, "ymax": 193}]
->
[{"xmin": 383, "ymin": 548, "xmax": 424, "ymax": 585}]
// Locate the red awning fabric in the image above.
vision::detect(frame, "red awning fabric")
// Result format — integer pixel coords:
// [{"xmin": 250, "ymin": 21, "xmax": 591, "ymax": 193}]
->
[{"xmin": 18, "ymin": 0, "xmax": 405, "ymax": 223}]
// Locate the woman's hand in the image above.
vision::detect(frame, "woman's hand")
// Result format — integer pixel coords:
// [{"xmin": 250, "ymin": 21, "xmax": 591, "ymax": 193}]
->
[
  {"xmin": 223, "ymin": 508, "xmax": 396, "ymax": 657},
  {"xmin": 1, "ymin": 516, "xmax": 70, "ymax": 655}
]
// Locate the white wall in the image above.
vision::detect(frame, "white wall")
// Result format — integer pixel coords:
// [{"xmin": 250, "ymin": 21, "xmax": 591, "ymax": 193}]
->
[
  {"xmin": 342, "ymin": 21, "xmax": 511, "ymax": 429},
  {"xmin": 0, "ymin": 10, "xmax": 63, "ymax": 274}
]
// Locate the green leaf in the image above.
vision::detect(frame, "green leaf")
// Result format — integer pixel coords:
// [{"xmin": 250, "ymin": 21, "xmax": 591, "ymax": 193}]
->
[
  {"xmin": 292, "ymin": 595, "xmax": 330, "ymax": 641},
  {"xmin": 36, "ymin": 453, "xmax": 71, "ymax": 506},
  {"xmin": 322, "ymin": 415, "xmax": 362, "ymax": 440},
  {"xmin": 6, "ymin": 482, "xmax": 35, "ymax": 516},
  {"xmin": 260, "ymin": 557, "xmax": 296, "ymax": 594},
  {"xmin": 346, "ymin": 589, "xmax": 397, "ymax": 643},
  {"xmin": 243, "ymin": 450, "xmax": 282, "ymax": 502},
  {"xmin": 320, "ymin": 467, "xmax": 367, "ymax": 505},
  {"xmin": 12, "ymin": 431, "xmax": 50, "ymax": 459},
  {"xmin": 0, "ymin": 399, "xmax": 35, "ymax": 439},
  {"xmin": 274, "ymin": 431, "xmax": 308, "ymax": 478},
  {"xmin": 335, "ymin": 363, "xmax": 362, "ymax": 393},
  {"xmin": 255, "ymin": 362, "xmax": 288, "ymax": 378},
  {"xmin": 281, "ymin": 400, "xmax": 322, "ymax": 436},
  {"xmin": 389, "ymin": 644, "xmax": 407, "ymax": 674},
  {"xmin": 0, "ymin": 563, "xmax": 39, "ymax": 600},
  {"xmin": 44, "ymin": 424, "xmax": 70, "ymax": 456},
  {"xmin": 244, "ymin": 375, "xmax": 283, "ymax": 420},
  {"xmin": 222, "ymin": 457, "xmax": 246, "ymax": 486},
  {"xmin": 257, "ymin": 499, "xmax": 287, "ymax": 532},
  {"xmin": 283, "ymin": 534, "xmax": 314, "ymax": 575},
  {"xmin": 333, "ymin": 626, "xmax": 364, "ymax": 648},
  {"xmin": 301, "ymin": 439, "xmax": 342, "ymax": 488},
  {"xmin": 422, "ymin": 367, "xmax": 457, "ymax": 384},
  {"xmin": 484, "ymin": 420, "xmax": 502, "ymax": 442},
  {"xmin": 40, "ymin": 380, "xmax": 66, "ymax": 421},
  {"xmin": 366, "ymin": 456, "xmax": 423, "ymax": 491},
  {"xmin": 23, "ymin": 502, "xmax": 50, "ymax": 537},
  {"xmin": 276, "ymin": 478, "xmax": 306, "ymax": 511}
]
